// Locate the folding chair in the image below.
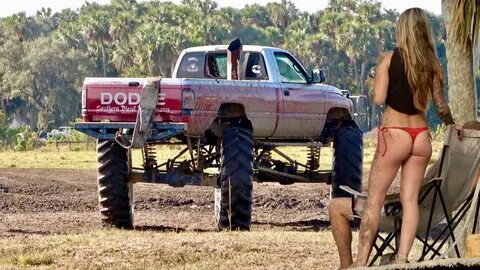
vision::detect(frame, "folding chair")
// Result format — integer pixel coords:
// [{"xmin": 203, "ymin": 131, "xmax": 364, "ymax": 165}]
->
[{"xmin": 342, "ymin": 127, "xmax": 480, "ymax": 266}]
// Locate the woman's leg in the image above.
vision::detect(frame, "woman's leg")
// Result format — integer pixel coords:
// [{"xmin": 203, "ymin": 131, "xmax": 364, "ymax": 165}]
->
[
  {"xmin": 397, "ymin": 131, "xmax": 432, "ymax": 260},
  {"xmin": 353, "ymin": 129, "xmax": 412, "ymax": 266}
]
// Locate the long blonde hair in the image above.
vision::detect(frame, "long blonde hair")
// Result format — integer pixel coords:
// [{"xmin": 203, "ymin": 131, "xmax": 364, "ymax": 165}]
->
[{"xmin": 396, "ymin": 8, "xmax": 444, "ymax": 112}]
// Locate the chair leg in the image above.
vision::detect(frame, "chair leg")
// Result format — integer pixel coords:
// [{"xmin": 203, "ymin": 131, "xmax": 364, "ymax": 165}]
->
[
  {"xmin": 419, "ymin": 186, "xmax": 439, "ymax": 261},
  {"xmin": 473, "ymin": 194, "xmax": 480, "ymax": 234},
  {"xmin": 375, "ymin": 232, "xmax": 397, "ymax": 252},
  {"xmin": 394, "ymin": 218, "xmax": 401, "ymax": 250},
  {"xmin": 419, "ymin": 184, "xmax": 464, "ymax": 260},
  {"xmin": 437, "ymin": 190, "xmax": 462, "ymax": 258},
  {"xmin": 430, "ymin": 198, "xmax": 472, "ymax": 260},
  {"xmin": 416, "ymin": 236, "xmax": 442, "ymax": 260},
  {"xmin": 369, "ymin": 232, "xmax": 397, "ymax": 267}
]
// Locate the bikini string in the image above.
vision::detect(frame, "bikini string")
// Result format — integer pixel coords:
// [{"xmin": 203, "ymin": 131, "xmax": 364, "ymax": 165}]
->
[
  {"xmin": 380, "ymin": 127, "xmax": 388, "ymax": 157},
  {"xmin": 379, "ymin": 127, "xmax": 429, "ymax": 158}
]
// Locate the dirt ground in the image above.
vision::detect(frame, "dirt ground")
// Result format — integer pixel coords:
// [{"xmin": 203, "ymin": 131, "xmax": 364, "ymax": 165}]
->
[
  {"xmin": 0, "ymin": 168, "xmax": 407, "ymax": 270},
  {"xmin": 0, "ymin": 167, "xmax": 404, "ymax": 236},
  {"xmin": 0, "ymin": 168, "xmax": 347, "ymax": 237}
]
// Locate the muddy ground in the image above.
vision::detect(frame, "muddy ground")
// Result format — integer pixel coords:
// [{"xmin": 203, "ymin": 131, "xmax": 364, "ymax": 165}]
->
[{"xmin": 0, "ymin": 168, "xmax": 397, "ymax": 237}]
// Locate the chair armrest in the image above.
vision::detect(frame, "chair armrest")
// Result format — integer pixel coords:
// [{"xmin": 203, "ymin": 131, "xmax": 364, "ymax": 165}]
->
[
  {"xmin": 340, "ymin": 185, "xmax": 367, "ymax": 219},
  {"xmin": 425, "ymin": 177, "xmax": 444, "ymax": 184},
  {"xmin": 339, "ymin": 185, "xmax": 366, "ymax": 199}
]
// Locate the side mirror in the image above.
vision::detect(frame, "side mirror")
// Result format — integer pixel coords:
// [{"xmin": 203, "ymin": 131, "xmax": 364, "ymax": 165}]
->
[
  {"xmin": 340, "ymin": 90, "xmax": 351, "ymax": 98},
  {"xmin": 311, "ymin": 69, "xmax": 326, "ymax": 84}
]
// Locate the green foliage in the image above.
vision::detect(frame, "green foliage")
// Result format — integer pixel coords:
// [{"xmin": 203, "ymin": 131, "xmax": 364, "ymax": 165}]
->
[
  {"xmin": 13, "ymin": 125, "xmax": 33, "ymax": 151},
  {"xmin": 0, "ymin": 112, "xmax": 7, "ymax": 147},
  {"xmin": 431, "ymin": 123, "xmax": 448, "ymax": 141},
  {"xmin": 0, "ymin": 114, "xmax": 35, "ymax": 150},
  {"xmin": 427, "ymin": 101, "xmax": 442, "ymax": 129},
  {"xmin": 0, "ymin": 0, "xmax": 447, "ymax": 131},
  {"xmin": 69, "ymin": 129, "xmax": 87, "ymax": 142}
]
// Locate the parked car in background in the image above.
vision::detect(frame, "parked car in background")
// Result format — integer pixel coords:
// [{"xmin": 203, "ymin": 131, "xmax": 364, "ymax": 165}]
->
[
  {"xmin": 349, "ymin": 95, "xmax": 369, "ymax": 132},
  {"xmin": 47, "ymin": 126, "xmax": 72, "ymax": 138}
]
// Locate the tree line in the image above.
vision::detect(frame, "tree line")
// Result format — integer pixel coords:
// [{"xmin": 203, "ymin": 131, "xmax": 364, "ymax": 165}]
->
[{"xmin": 0, "ymin": 0, "xmax": 469, "ymax": 134}]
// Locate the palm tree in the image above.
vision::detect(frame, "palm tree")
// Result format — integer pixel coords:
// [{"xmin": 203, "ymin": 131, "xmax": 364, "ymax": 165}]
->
[
  {"xmin": 266, "ymin": 0, "xmax": 299, "ymax": 37},
  {"xmin": 442, "ymin": 0, "xmax": 479, "ymax": 256},
  {"xmin": 80, "ymin": 3, "xmax": 111, "ymax": 77},
  {"xmin": 442, "ymin": 0, "xmax": 479, "ymax": 122},
  {"xmin": 5, "ymin": 12, "xmax": 34, "ymax": 42}
]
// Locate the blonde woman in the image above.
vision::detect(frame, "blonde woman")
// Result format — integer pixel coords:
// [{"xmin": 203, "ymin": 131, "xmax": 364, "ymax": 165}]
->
[{"xmin": 351, "ymin": 8, "xmax": 463, "ymax": 266}]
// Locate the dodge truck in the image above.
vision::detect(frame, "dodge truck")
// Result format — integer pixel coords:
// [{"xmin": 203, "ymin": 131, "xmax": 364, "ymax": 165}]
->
[{"xmin": 75, "ymin": 40, "xmax": 363, "ymax": 230}]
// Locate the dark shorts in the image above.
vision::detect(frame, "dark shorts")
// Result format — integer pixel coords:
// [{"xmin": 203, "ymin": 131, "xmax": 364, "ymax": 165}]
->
[{"xmin": 330, "ymin": 175, "xmax": 361, "ymax": 198}]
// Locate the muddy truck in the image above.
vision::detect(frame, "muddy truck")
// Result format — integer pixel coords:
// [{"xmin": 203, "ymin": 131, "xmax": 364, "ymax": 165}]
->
[{"xmin": 75, "ymin": 40, "xmax": 363, "ymax": 230}]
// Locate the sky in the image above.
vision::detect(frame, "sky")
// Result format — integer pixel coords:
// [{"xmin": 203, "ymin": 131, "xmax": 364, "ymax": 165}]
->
[{"xmin": 0, "ymin": 0, "xmax": 442, "ymax": 18}]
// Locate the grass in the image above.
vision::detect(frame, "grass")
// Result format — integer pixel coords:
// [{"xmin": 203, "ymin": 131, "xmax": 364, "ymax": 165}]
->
[
  {"xmin": 0, "ymin": 137, "xmax": 444, "ymax": 170},
  {"xmin": 0, "ymin": 230, "xmax": 344, "ymax": 269},
  {"xmin": 0, "ymin": 136, "xmax": 447, "ymax": 270},
  {"xmin": 0, "ymin": 148, "xmax": 97, "ymax": 170},
  {"xmin": 0, "ymin": 228, "xmax": 451, "ymax": 269}
]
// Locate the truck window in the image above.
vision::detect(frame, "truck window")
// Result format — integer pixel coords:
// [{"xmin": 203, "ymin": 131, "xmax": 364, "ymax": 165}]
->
[
  {"xmin": 206, "ymin": 53, "xmax": 227, "ymax": 79},
  {"xmin": 241, "ymin": 52, "xmax": 268, "ymax": 80},
  {"xmin": 274, "ymin": 52, "xmax": 308, "ymax": 84},
  {"xmin": 176, "ymin": 52, "xmax": 205, "ymax": 78}
]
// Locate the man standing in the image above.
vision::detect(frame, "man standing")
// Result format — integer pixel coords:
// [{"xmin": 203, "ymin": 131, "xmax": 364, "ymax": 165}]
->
[
  {"xmin": 329, "ymin": 196, "xmax": 359, "ymax": 269},
  {"xmin": 328, "ymin": 75, "xmax": 375, "ymax": 269}
]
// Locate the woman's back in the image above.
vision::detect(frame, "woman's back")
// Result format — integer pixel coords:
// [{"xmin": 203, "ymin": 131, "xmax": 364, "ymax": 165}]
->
[
  {"xmin": 387, "ymin": 48, "xmax": 418, "ymax": 115},
  {"xmin": 378, "ymin": 51, "xmax": 428, "ymax": 128}
]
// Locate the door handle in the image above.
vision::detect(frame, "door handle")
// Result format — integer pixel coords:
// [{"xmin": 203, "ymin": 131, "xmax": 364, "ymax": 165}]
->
[{"xmin": 283, "ymin": 90, "xmax": 290, "ymax": 96}]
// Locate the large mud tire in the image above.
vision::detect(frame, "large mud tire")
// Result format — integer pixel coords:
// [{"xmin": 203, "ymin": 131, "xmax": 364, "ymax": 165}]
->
[
  {"xmin": 217, "ymin": 127, "xmax": 254, "ymax": 230},
  {"xmin": 97, "ymin": 140, "xmax": 134, "ymax": 229},
  {"xmin": 332, "ymin": 125, "xmax": 363, "ymax": 197}
]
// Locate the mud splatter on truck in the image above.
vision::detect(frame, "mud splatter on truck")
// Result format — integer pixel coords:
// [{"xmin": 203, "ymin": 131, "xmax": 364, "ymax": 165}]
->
[{"xmin": 75, "ymin": 40, "xmax": 363, "ymax": 230}]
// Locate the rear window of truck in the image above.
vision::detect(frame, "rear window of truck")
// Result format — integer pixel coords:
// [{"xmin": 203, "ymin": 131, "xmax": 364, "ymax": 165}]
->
[
  {"xmin": 177, "ymin": 51, "xmax": 268, "ymax": 81},
  {"xmin": 206, "ymin": 52, "xmax": 268, "ymax": 80},
  {"xmin": 206, "ymin": 53, "xmax": 227, "ymax": 79},
  {"xmin": 176, "ymin": 52, "xmax": 205, "ymax": 78},
  {"xmin": 242, "ymin": 52, "xmax": 268, "ymax": 80}
]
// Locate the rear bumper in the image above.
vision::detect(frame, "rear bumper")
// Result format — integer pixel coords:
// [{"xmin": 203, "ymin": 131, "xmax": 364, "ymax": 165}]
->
[{"xmin": 74, "ymin": 122, "xmax": 186, "ymax": 141}]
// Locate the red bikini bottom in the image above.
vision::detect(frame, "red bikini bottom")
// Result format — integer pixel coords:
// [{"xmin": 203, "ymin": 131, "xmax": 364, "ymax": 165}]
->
[{"xmin": 379, "ymin": 127, "xmax": 429, "ymax": 156}]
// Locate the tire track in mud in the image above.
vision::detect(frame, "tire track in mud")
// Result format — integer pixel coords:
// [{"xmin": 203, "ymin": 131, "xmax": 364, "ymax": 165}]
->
[{"xmin": 0, "ymin": 168, "xmax": 338, "ymax": 236}]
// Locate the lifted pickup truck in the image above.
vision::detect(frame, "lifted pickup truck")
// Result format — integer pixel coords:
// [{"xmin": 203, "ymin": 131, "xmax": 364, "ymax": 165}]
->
[{"xmin": 75, "ymin": 40, "xmax": 363, "ymax": 230}]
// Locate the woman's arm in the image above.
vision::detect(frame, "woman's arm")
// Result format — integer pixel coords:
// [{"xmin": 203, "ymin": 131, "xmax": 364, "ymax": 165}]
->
[
  {"xmin": 431, "ymin": 78, "xmax": 454, "ymax": 125},
  {"xmin": 371, "ymin": 52, "xmax": 393, "ymax": 105},
  {"xmin": 431, "ymin": 78, "xmax": 463, "ymax": 139}
]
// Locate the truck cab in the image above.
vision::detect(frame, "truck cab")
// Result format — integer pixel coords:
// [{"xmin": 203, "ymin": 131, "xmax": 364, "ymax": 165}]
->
[
  {"xmin": 170, "ymin": 45, "xmax": 353, "ymax": 140},
  {"xmin": 75, "ymin": 43, "xmax": 362, "ymax": 231},
  {"xmin": 173, "ymin": 45, "xmax": 318, "ymax": 84}
]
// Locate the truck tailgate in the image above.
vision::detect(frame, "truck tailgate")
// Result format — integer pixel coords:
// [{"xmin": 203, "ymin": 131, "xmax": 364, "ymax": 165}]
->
[{"xmin": 82, "ymin": 78, "xmax": 184, "ymax": 122}]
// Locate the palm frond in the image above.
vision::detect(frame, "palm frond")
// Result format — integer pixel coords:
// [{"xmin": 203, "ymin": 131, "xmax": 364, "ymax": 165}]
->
[
  {"xmin": 447, "ymin": 0, "xmax": 480, "ymax": 50},
  {"xmin": 473, "ymin": 2, "xmax": 480, "ymax": 50}
]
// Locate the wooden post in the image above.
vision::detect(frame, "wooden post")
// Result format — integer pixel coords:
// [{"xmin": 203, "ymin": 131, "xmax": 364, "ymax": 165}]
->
[{"xmin": 227, "ymin": 38, "xmax": 242, "ymax": 80}]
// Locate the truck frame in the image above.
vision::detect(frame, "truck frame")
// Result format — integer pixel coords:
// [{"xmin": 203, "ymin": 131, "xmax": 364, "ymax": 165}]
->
[{"xmin": 75, "ymin": 40, "xmax": 363, "ymax": 230}]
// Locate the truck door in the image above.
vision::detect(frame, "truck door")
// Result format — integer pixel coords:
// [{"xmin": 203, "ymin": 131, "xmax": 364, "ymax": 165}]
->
[
  {"xmin": 183, "ymin": 51, "xmax": 279, "ymax": 137},
  {"xmin": 272, "ymin": 52, "xmax": 325, "ymax": 139},
  {"xmin": 238, "ymin": 51, "xmax": 279, "ymax": 137}
]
